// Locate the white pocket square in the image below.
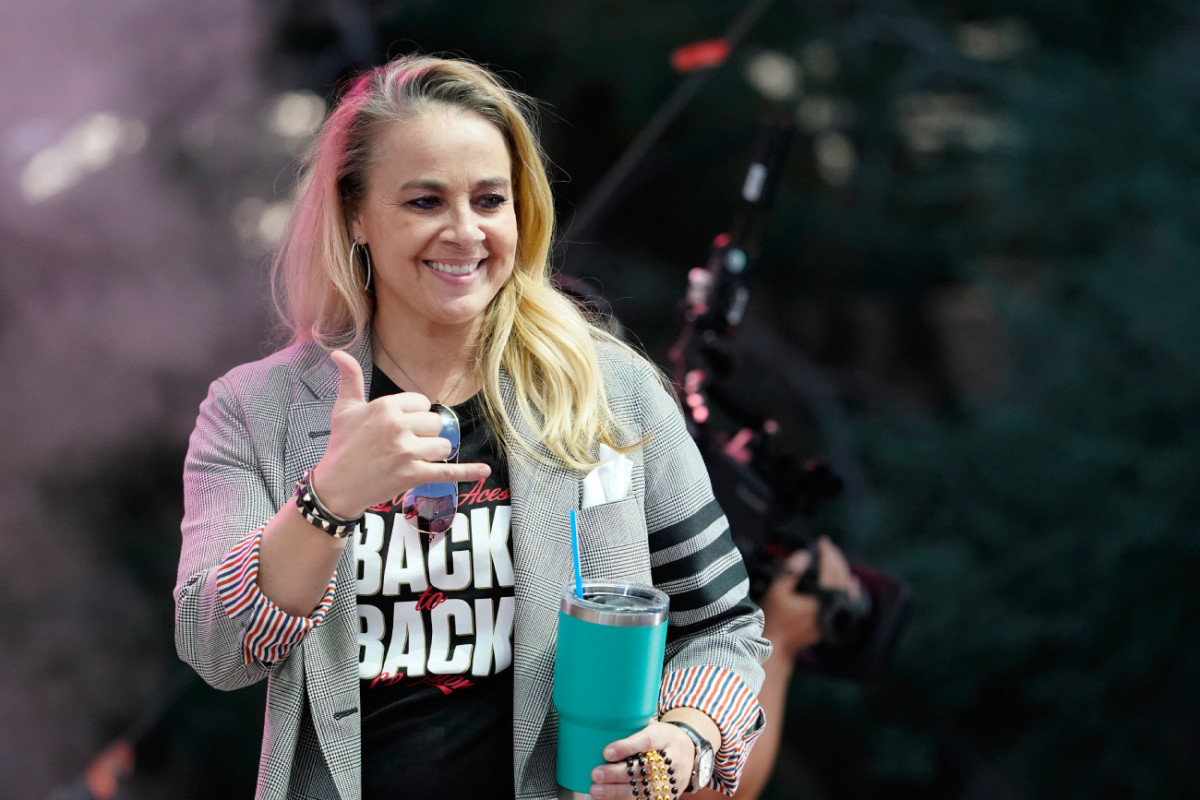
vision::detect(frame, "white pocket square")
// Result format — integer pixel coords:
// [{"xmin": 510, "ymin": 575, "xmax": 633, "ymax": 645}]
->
[{"xmin": 581, "ymin": 444, "xmax": 633, "ymax": 509}]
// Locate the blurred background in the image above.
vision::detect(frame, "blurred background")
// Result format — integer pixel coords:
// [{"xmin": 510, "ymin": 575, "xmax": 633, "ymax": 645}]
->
[{"xmin": 2, "ymin": 0, "xmax": 1198, "ymax": 798}]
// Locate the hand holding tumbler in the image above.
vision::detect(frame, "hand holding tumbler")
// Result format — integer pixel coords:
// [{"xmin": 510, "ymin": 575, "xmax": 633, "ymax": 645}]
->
[{"xmin": 553, "ymin": 581, "xmax": 669, "ymax": 797}]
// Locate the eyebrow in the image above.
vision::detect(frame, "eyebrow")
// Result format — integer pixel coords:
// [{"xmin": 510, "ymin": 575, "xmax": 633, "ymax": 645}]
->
[{"xmin": 400, "ymin": 177, "xmax": 511, "ymax": 191}]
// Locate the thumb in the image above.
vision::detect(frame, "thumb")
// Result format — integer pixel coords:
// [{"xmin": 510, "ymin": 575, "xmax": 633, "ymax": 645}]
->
[
  {"xmin": 782, "ymin": 548, "xmax": 812, "ymax": 580},
  {"xmin": 771, "ymin": 549, "xmax": 812, "ymax": 593},
  {"xmin": 330, "ymin": 349, "xmax": 367, "ymax": 406}
]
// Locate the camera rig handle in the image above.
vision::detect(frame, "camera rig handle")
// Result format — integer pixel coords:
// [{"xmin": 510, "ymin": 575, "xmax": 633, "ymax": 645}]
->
[
  {"xmin": 668, "ymin": 113, "xmax": 844, "ymax": 531},
  {"xmin": 669, "ymin": 114, "xmax": 793, "ymax": 409},
  {"xmin": 667, "ymin": 114, "xmax": 911, "ymax": 683}
]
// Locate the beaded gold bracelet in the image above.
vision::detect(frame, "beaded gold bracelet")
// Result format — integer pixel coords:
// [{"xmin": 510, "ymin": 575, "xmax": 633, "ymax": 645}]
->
[{"xmin": 626, "ymin": 750, "xmax": 678, "ymax": 799}]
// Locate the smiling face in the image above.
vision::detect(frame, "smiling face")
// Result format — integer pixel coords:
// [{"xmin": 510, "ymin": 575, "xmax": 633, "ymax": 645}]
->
[{"xmin": 349, "ymin": 106, "xmax": 518, "ymax": 341}]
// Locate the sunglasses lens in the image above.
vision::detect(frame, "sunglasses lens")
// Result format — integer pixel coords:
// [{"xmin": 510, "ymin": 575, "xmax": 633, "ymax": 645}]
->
[
  {"xmin": 434, "ymin": 405, "xmax": 461, "ymax": 461},
  {"xmin": 400, "ymin": 405, "xmax": 461, "ymax": 535},
  {"xmin": 401, "ymin": 482, "xmax": 458, "ymax": 534}
]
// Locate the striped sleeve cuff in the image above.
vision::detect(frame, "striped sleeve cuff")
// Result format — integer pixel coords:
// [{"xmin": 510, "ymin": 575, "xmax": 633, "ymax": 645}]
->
[
  {"xmin": 216, "ymin": 526, "xmax": 338, "ymax": 665},
  {"xmin": 658, "ymin": 665, "xmax": 765, "ymax": 796}
]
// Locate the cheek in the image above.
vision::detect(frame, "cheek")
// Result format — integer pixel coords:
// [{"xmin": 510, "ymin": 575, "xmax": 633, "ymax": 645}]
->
[
  {"xmin": 486, "ymin": 223, "xmax": 519, "ymax": 263},
  {"xmin": 507, "ymin": 224, "xmax": 521, "ymax": 259},
  {"xmin": 499, "ymin": 210, "xmax": 519, "ymax": 247}
]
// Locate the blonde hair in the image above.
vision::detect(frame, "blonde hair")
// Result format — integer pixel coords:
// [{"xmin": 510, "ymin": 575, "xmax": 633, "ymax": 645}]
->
[{"xmin": 272, "ymin": 54, "xmax": 644, "ymax": 471}]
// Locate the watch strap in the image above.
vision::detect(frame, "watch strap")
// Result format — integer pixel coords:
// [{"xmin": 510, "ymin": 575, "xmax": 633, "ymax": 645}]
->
[{"xmin": 665, "ymin": 720, "xmax": 712, "ymax": 793}]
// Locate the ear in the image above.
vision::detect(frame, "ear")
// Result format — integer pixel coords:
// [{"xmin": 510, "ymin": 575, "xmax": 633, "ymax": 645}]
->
[{"xmin": 344, "ymin": 202, "xmax": 364, "ymax": 243}]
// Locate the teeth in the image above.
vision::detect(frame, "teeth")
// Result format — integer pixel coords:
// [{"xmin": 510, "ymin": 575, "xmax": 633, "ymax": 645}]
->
[{"xmin": 427, "ymin": 261, "xmax": 482, "ymax": 275}]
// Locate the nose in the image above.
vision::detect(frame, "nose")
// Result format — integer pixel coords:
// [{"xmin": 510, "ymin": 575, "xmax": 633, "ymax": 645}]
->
[{"xmin": 441, "ymin": 204, "xmax": 485, "ymax": 247}]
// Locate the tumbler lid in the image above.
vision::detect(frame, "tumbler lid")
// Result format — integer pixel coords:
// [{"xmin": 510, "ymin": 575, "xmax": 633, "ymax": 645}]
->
[{"xmin": 560, "ymin": 581, "xmax": 669, "ymax": 627}]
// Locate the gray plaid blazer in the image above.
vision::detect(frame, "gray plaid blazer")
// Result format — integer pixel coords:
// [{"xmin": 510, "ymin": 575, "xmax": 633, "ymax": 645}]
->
[{"xmin": 176, "ymin": 335, "xmax": 768, "ymax": 800}]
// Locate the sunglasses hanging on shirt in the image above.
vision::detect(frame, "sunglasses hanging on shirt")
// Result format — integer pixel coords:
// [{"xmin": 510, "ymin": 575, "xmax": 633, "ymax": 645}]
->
[{"xmin": 400, "ymin": 404, "xmax": 462, "ymax": 537}]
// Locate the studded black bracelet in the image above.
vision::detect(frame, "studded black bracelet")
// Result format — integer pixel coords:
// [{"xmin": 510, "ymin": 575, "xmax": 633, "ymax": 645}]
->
[{"xmin": 293, "ymin": 469, "xmax": 363, "ymax": 539}]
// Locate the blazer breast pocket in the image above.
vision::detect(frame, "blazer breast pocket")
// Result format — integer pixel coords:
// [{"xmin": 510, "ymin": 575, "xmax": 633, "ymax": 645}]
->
[{"xmin": 574, "ymin": 497, "xmax": 653, "ymax": 584}]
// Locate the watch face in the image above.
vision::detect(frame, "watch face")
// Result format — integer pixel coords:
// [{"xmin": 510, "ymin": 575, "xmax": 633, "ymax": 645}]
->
[{"xmin": 697, "ymin": 748, "xmax": 715, "ymax": 785}]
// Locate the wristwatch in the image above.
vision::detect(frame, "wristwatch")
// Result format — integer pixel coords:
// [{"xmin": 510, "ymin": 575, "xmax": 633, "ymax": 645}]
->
[{"xmin": 665, "ymin": 720, "xmax": 714, "ymax": 793}]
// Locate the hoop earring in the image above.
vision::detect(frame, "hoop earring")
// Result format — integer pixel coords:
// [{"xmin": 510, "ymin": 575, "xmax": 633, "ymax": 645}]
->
[{"xmin": 350, "ymin": 236, "xmax": 373, "ymax": 293}]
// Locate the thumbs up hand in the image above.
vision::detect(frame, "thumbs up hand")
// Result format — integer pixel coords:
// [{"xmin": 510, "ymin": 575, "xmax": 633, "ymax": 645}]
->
[{"xmin": 309, "ymin": 350, "xmax": 491, "ymax": 520}]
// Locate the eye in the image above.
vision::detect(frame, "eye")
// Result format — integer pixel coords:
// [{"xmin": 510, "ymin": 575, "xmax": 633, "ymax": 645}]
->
[
  {"xmin": 476, "ymin": 193, "xmax": 508, "ymax": 211},
  {"xmin": 406, "ymin": 195, "xmax": 441, "ymax": 211}
]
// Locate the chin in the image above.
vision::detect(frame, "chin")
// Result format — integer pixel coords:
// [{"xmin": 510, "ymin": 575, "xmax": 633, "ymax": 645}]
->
[{"xmin": 436, "ymin": 299, "xmax": 495, "ymax": 329}]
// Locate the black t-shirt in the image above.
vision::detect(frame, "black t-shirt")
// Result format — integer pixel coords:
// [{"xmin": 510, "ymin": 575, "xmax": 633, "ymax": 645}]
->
[{"xmin": 358, "ymin": 366, "xmax": 516, "ymax": 800}]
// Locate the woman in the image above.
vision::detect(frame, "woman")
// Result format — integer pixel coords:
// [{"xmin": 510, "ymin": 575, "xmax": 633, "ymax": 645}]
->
[{"xmin": 175, "ymin": 54, "xmax": 770, "ymax": 800}]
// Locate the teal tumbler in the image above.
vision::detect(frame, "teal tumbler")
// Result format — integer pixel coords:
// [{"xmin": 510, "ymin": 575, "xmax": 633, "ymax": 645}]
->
[{"xmin": 553, "ymin": 581, "xmax": 669, "ymax": 798}]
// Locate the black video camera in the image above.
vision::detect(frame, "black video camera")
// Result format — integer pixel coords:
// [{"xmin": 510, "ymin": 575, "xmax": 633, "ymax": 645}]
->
[{"xmin": 701, "ymin": 439, "xmax": 910, "ymax": 682}]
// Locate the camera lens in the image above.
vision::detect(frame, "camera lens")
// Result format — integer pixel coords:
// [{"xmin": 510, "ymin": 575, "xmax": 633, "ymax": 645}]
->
[
  {"xmin": 818, "ymin": 589, "xmax": 870, "ymax": 649},
  {"xmin": 820, "ymin": 594, "xmax": 852, "ymax": 646}
]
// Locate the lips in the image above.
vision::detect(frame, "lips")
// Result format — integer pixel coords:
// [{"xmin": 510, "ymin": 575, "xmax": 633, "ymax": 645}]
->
[{"xmin": 426, "ymin": 260, "xmax": 483, "ymax": 276}]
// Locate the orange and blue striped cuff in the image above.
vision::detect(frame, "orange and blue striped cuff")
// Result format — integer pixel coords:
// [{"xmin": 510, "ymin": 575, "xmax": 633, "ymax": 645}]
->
[
  {"xmin": 216, "ymin": 526, "xmax": 338, "ymax": 665},
  {"xmin": 658, "ymin": 665, "xmax": 765, "ymax": 796}
]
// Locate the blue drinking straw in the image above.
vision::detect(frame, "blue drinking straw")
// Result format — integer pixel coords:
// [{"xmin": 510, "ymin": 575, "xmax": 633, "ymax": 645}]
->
[{"xmin": 570, "ymin": 509, "xmax": 584, "ymax": 599}]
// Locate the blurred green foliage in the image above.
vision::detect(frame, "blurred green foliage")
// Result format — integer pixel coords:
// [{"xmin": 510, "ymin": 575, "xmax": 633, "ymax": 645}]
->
[{"xmin": 759, "ymin": 3, "xmax": 1199, "ymax": 799}]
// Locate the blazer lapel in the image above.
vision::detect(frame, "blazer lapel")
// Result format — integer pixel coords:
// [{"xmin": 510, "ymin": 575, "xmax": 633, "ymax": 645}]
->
[
  {"xmin": 281, "ymin": 335, "xmax": 375, "ymax": 484},
  {"xmin": 502, "ymin": 369, "xmax": 585, "ymax": 793},
  {"xmin": 282, "ymin": 338, "xmax": 374, "ymax": 800}
]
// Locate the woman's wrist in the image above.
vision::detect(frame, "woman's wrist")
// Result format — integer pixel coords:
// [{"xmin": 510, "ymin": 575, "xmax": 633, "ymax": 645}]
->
[
  {"xmin": 309, "ymin": 463, "xmax": 366, "ymax": 521},
  {"xmin": 659, "ymin": 708, "xmax": 720, "ymax": 753},
  {"xmin": 293, "ymin": 468, "xmax": 364, "ymax": 539},
  {"xmin": 659, "ymin": 709, "xmax": 719, "ymax": 793}
]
